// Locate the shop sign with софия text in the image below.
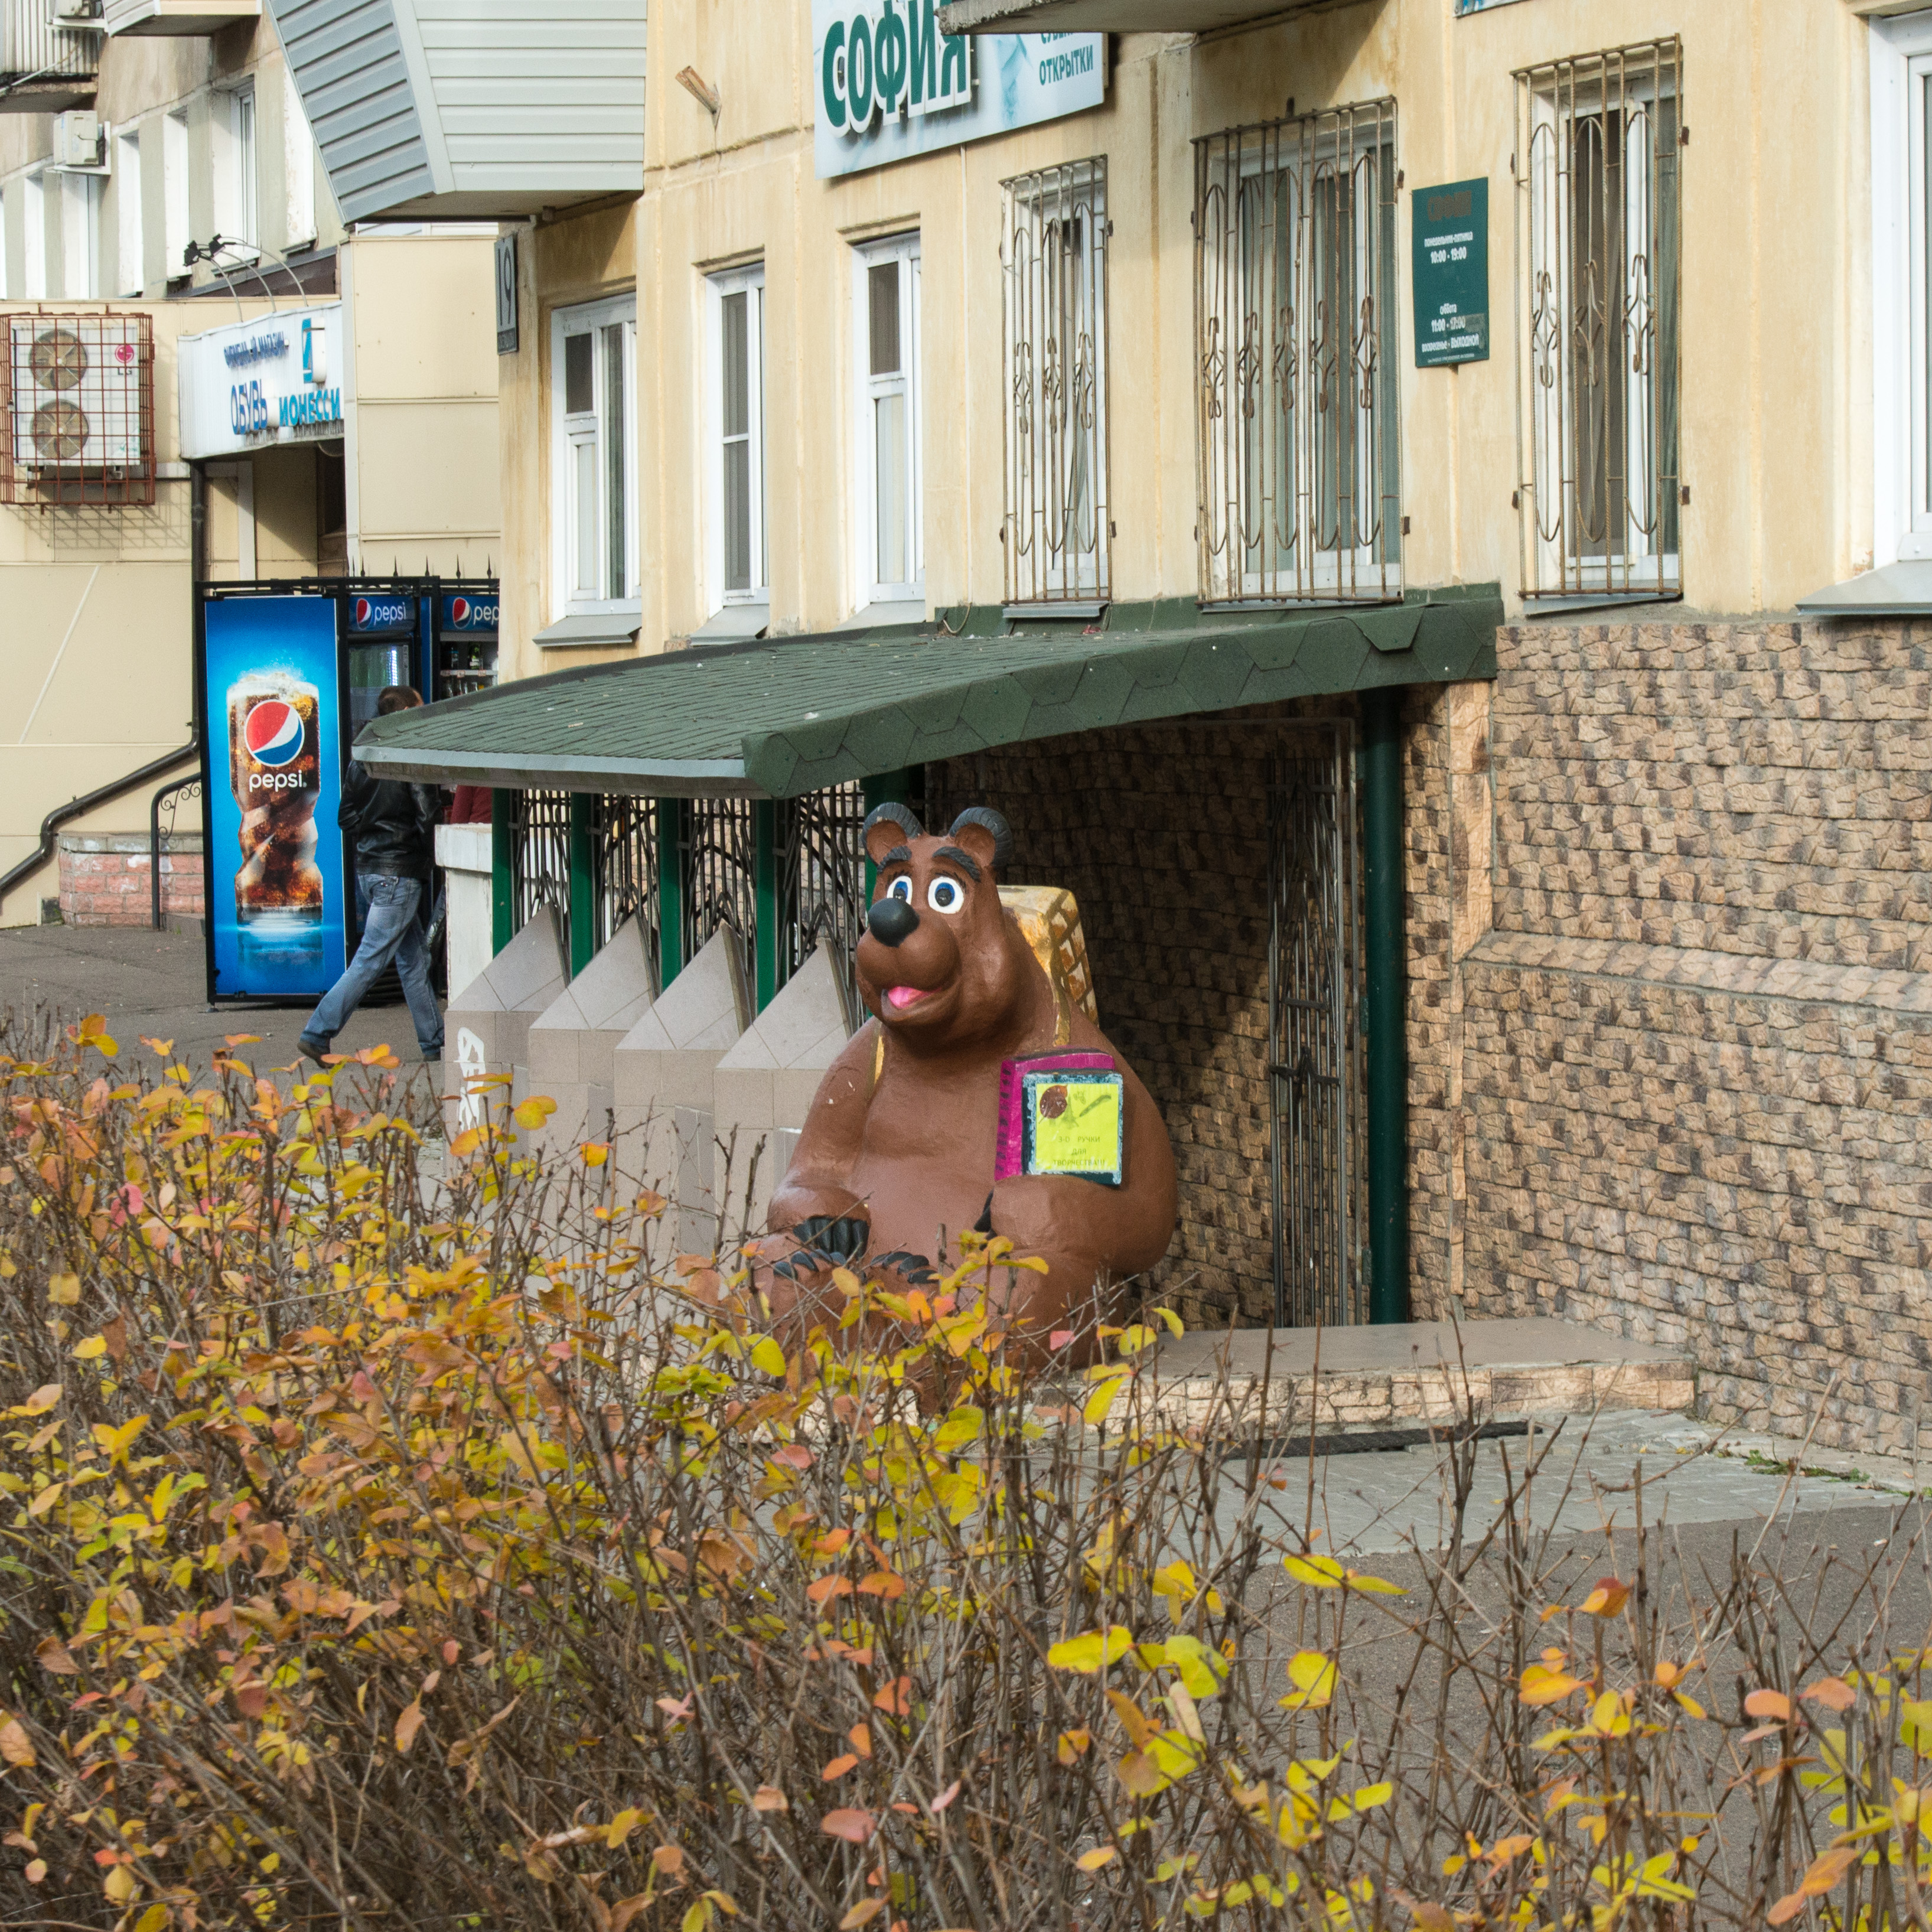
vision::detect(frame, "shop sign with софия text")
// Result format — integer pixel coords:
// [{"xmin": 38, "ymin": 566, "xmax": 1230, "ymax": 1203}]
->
[{"xmin": 813, "ymin": 1, "xmax": 1106, "ymax": 180}]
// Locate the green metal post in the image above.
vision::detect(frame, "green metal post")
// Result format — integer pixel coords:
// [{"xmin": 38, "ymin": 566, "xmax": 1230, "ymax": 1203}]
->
[
  {"xmin": 656, "ymin": 798, "xmax": 685, "ymax": 989},
  {"xmin": 490, "ymin": 787, "xmax": 514, "ymax": 956},
  {"xmin": 753, "ymin": 799, "xmax": 780, "ymax": 1012},
  {"xmin": 567, "ymin": 793, "xmax": 596, "ymax": 976},
  {"xmin": 1360, "ymin": 688, "xmax": 1410, "ymax": 1325},
  {"xmin": 861, "ymin": 768, "xmax": 911, "ymax": 903}
]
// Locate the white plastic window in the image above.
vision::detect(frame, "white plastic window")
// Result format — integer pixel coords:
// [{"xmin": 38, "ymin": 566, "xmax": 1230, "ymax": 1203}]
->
[
  {"xmin": 22, "ymin": 172, "xmax": 46, "ymax": 299},
  {"xmin": 1875, "ymin": 14, "xmax": 1932, "ymax": 563},
  {"xmin": 853, "ymin": 235, "xmax": 923, "ymax": 606},
  {"xmin": 116, "ymin": 128, "xmax": 144, "ymax": 296},
  {"xmin": 552, "ymin": 294, "xmax": 640, "ymax": 618},
  {"xmin": 61, "ymin": 173, "xmax": 99, "ymax": 300},
  {"xmin": 283, "ymin": 67, "xmax": 316, "ymax": 251},
  {"xmin": 163, "ymin": 109, "xmax": 188, "ymax": 281},
  {"xmin": 708, "ymin": 263, "xmax": 768, "ymax": 610}
]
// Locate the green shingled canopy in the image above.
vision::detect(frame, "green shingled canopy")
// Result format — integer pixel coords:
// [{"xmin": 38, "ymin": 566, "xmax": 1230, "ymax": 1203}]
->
[{"xmin": 357, "ymin": 589, "xmax": 1503, "ymax": 799}]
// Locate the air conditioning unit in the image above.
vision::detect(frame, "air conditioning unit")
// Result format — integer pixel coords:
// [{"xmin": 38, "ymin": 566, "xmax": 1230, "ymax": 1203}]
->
[
  {"xmin": 8, "ymin": 318, "xmax": 147, "ymax": 473},
  {"xmin": 49, "ymin": 110, "xmax": 107, "ymax": 171},
  {"xmin": 51, "ymin": 0, "xmax": 103, "ymax": 24}
]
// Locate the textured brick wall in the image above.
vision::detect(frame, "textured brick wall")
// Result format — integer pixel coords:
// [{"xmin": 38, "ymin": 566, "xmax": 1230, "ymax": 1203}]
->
[
  {"xmin": 934, "ymin": 705, "xmax": 1392, "ymax": 1330},
  {"xmin": 1459, "ymin": 620, "xmax": 1932, "ymax": 1451},
  {"xmin": 58, "ymin": 843, "xmax": 205, "ymax": 927}
]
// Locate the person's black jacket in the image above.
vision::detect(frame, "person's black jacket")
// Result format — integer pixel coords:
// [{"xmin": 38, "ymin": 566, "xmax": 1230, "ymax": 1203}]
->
[{"xmin": 338, "ymin": 761, "xmax": 440, "ymax": 877}]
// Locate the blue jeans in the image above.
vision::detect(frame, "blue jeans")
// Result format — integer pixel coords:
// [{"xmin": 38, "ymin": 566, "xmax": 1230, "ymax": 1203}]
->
[{"xmin": 304, "ymin": 872, "xmax": 444, "ymax": 1059}]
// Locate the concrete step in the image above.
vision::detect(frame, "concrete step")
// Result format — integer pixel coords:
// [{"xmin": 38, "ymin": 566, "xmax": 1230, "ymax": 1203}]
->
[{"xmin": 1146, "ymin": 1317, "xmax": 1696, "ymax": 1436}]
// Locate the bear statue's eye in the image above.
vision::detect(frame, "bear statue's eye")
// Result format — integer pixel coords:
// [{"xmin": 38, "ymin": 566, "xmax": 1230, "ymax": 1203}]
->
[
  {"xmin": 927, "ymin": 877, "xmax": 965, "ymax": 915},
  {"xmin": 887, "ymin": 877, "xmax": 914, "ymax": 904}
]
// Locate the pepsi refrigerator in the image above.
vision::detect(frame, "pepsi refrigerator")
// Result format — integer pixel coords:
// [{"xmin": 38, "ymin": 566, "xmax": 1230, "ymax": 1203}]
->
[{"xmin": 197, "ymin": 578, "xmax": 499, "ymax": 1005}]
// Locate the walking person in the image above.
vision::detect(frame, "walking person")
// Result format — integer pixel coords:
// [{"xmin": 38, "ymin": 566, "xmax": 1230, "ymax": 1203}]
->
[{"xmin": 299, "ymin": 686, "xmax": 445, "ymax": 1066}]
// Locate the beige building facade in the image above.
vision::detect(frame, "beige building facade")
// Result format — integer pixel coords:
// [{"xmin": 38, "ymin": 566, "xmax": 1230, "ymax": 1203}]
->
[
  {"xmin": 317, "ymin": 0, "xmax": 1930, "ymax": 1455},
  {"xmin": 0, "ymin": 11, "xmax": 500, "ymax": 923}
]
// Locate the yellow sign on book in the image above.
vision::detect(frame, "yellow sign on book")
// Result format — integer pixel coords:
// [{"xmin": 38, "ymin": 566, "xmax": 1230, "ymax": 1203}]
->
[{"xmin": 1023, "ymin": 1070, "xmax": 1125, "ymax": 1185}]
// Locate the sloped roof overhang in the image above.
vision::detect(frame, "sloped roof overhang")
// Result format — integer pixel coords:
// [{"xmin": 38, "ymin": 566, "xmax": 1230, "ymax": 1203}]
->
[{"xmin": 356, "ymin": 591, "xmax": 1502, "ymax": 800}]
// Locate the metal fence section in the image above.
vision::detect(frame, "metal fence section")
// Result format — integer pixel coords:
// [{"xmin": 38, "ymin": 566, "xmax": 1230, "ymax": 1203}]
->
[
  {"xmin": 680, "ymin": 796, "xmax": 757, "ymax": 990},
  {"xmin": 1001, "ymin": 157, "xmax": 1110, "ymax": 605},
  {"xmin": 1195, "ymin": 102, "xmax": 1402, "ymax": 605},
  {"xmin": 589, "ymin": 793, "xmax": 659, "ymax": 963},
  {"xmin": 777, "ymin": 781, "xmax": 865, "ymax": 1027},
  {"xmin": 1514, "ymin": 39, "xmax": 1682, "ymax": 600},
  {"xmin": 510, "ymin": 788, "xmax": 572, "ymax": 962},
  {"xmin": 2, "ymin": 311, "xmax": 156, "ymax": 508},
  {"xmin": 1266, "ymin": 724, "xmax": 1366, "ymax": 1327}
]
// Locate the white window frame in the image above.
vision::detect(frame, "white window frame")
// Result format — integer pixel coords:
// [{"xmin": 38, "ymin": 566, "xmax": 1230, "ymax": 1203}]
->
[
  {"xmin": 705, "ymin": 262, "xmax": 769, "ymax": 613},
  {"xmin": 1874, "ymin": 11, "xmax": 1932, "ymax": 565},
  {"xmin": 163, "ymin": 107, "xmax": 189, "ymax": 281},
  {"xmin": 217, "ymin": 80, "xmax": 259, "ymax": 255},
  {"xmin": 60, "ymin": 171, "xmax": 99, "ymax": 300},
  {"xmin": 549, "ymin": 293, "xmax": 640, "ymax": 622},
  {"xmin": 851, "ymin": 233, "xmax": 923, "ymax": 610},
  {"xmin": 22, "ymin": 171, "xmax": 47, "ymax": 299},
  {"xmin": 116, "ymin": 126, "xmax": 144, "ymax": 297}
]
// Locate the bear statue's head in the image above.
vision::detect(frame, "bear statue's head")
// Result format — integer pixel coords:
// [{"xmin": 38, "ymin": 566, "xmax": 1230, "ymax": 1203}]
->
[{"xmin": 855, "ymin": 803, "xmax": 1035, "ymax": 1053}]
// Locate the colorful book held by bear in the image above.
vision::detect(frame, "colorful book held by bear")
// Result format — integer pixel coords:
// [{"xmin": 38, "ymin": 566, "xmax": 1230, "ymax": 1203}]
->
[{"xmin": 994, "ymin": 1049, "xmax": 1124, "ymax": 1186}]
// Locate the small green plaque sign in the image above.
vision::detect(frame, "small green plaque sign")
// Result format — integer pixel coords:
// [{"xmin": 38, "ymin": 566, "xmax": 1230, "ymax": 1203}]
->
[{"xmin": 1412, "ymin": 177, "xmax": 1489, "ymax": 367}]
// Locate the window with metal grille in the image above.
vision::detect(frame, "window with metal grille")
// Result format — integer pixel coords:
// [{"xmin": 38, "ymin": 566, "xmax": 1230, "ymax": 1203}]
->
[
  {"xmin": 1194, "ymin": 102, "xmax": 1401, "ymax": 605},
  {"xmin": 589, "ymin": 793, "xmax": 660, "ymax": 963},
  {"xmin": 510, "ymin": 788, "xmax": 572, "ymax": 962},
  {"xmin": 1001, "ymin": 158, "xmax": 1109, "ymax": 605},
  {"xmin": 1514, "ymin": 40, "xmax": 1682, "ymax": 601},
  {"xmin": 1, "ymin": 309, "xmax": 155, "ymax": 507}
]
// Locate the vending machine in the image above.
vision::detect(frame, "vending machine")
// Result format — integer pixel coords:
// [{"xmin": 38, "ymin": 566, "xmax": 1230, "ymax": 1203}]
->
[{"xmin": 197, "ymin": 577, "xmax": 497, "ymax": 1005}]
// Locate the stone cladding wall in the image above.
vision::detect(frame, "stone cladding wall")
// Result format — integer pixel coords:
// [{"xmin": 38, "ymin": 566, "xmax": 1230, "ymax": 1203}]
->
[{"xmin": 1457, "ymin": 620, "xmax": 1932, "ymax": 1452}]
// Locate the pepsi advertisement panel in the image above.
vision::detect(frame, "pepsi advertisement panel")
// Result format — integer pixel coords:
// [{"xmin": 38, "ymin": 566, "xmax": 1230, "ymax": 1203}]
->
[
  {"xmin": 441, "ymin": 591, "xmax": 497, "ymax": 633},
  {"xmin": 348, "ymin": 592, "xmax": 415, "ymax": 634},
  {"xmin": 203, "ymin": 597, "xmax": 348, "ymax": 1000}
]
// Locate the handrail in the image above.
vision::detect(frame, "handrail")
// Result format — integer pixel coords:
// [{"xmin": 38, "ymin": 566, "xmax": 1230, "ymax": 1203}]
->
[
  {"xmin": 149, "ymin": 769, "xmax": 203, "ymax": 931},
  {"xmin": 0, "ymin": 739, "xmax": 198, "ymax": 921}
]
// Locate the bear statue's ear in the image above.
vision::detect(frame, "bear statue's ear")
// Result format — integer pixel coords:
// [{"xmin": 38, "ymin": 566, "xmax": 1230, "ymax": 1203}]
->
[
  {"xmin": 862, "ymin": 801, "xmax": 924, "ymax": 865},
  {"xmin": 948, "ymin": 806, "xmax": 1012, "ymax": 879}
]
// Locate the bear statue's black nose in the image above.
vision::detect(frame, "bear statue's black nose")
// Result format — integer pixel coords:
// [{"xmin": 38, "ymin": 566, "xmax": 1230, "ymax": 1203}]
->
[{"xmin": 868, "ymin": 896, "xmax": 919, "ymax": 947}]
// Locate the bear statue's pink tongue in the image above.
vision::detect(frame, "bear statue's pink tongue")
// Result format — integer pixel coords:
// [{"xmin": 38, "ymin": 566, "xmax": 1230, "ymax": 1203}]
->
[{"xmin": 887, "ymin": 986, "xmax": 928, "ymax": 1010}]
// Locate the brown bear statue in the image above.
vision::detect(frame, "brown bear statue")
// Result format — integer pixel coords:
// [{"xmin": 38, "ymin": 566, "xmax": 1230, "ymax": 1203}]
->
[{"xmin": 757, "ymin": 803, "xmax": 1177, "ymax": 1360}]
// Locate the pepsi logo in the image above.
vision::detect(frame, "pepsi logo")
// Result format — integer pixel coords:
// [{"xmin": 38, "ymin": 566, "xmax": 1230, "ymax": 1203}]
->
[
  {"xmin": 451, "ymin": 597, "xmax": 470, "ymax": 624},
  {"xmin": 244, "ymin": 700, "xmax": 305, "ymax": 768},
  {"xmin": 354, "ymin": 597, "xmax": 372, "ymax": 625}
]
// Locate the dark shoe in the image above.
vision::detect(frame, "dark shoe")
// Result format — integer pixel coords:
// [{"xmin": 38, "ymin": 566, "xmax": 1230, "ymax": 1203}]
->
[{"xmin": 297, "ymin": 1034, "xmax": 330, "ymax": 1065}]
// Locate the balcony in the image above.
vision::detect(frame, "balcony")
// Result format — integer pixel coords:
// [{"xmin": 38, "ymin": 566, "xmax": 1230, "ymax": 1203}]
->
[
  {"xmin": 104, "ymin": 0, "xmax": 260, "ymax": 35},
  {"xmin": 269, "ymin": 0, "xmax": 645, "ymax": 223},
  {"xmin": 938, "ymin": 0, "xmax": 1345, "ymax": 30},
  {"xmin": 0, "ymin": 0, "xmax": 97, "ymax": 115}
]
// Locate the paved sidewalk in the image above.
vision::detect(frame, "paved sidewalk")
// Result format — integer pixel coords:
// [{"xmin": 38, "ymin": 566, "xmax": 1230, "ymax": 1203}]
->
[{"xmin": 0, "ymin": 923, "xmax": 444, "ymax": 1112}]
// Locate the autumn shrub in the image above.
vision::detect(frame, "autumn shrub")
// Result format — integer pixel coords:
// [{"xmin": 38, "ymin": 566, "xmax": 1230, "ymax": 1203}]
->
[{"xmin": 3, "ymin": 1014, "xmax": 1932, "ymax": 1931}]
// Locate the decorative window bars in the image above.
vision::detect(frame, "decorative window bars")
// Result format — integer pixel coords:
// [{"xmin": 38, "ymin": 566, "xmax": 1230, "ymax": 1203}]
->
[
  {"xmin": 509, "ymin": 789, "xmax": 573, "ymax": 965},
  {"xmin": 1, "ymin": 310, "xmax": 156, "ymax": 507},
  {"xmin": 1001, "ymin": 159, "xmax": 1110, "ymax": 604},
  {"xmin": 679, "ymin": 797, "xmax": 758, "ymax": 992},
  {"xmin": 777, "ymin": 781, "xmax": 866, "ymax": 1026},
  {"xmin": 1194, "ymin": 102, "xmax": 1401, "ymax": 605},
  {"xmin": 588, "ymin": 793, "xmax": 660, "ymax": 965},
  {"xmin": 1514, "ymin": 40, "xmax": 1682, "ymax": 600}
]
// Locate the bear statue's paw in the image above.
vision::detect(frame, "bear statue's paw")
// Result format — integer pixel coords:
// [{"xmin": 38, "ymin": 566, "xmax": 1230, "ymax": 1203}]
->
[
  {"xmin": 770, "ymin": 1212, "xmax": 871, "ymax": 1281},
  {"xmin": 870, "ymin": 1250, "xmax": 938, "ymax": 1287}
]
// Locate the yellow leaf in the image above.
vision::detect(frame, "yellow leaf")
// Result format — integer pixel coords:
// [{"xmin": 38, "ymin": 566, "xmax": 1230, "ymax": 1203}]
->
[
  {"xmin": 1520, "ymin": 1662, "xmax": 1586, "ymax": 1707},
  {"xmin": 605, "ymin": 1809, "xmax": 646, "ymax": 1848},
  {"xmin": 103, "ymin": 1864, "xmax": 135, "ymax": 1904},
  {"xmin": 1586, "ymin": 1691, "xmax": 1631, "ymax": 1738},
  {"xmin": 1083, "ymin": 1375, "xmax": 1126, "ymax": 1426},
  {"xmin": 1116, "ymin": 1749, "xmax": 1167, "ymax": 1797},
  {"xmin": 1744, "ymin": 1687, "xmax": 1791, "ymax": 1723},
  {"xmin": 751, "ymin": 1786, "xmax": 788, "ymax": 1812},
  {"xmin": 681, "ymin": 1904, "xmax": 711, "ymax": 1932},
  {"xmin": 396, "ymin": 1700, "xmax": 425, "ymax": 1753},
  {"xmin": 0, "ymin": 1717, "xmax": 35, "ymax": 1767},
  {"xmin": 133, "ymin": 1907, "xmax": 170, "ymax": 1932},
  {"xmin": 47, "ymin": 1273, "xmax": 79, "ymax": 1306},
  {"xmin": 15, "ymin": 1383, "xmax": 60, "ymax": 1416},
  {"xmin": 25, "ymin": 1483, "xmax": 62, "ymax": 1519},
  {"xmin": 749, "ymin": 1335, "xmax": 787, "ymax": 1377},
  {"xmin": 73, "ymin": 1335, "xmax": 106, "ymax": 1360},
  {"xmin": 580, "ymin": 1141, "xmax": 611, "ymax": 1167},
  {"xmin": 933, "ymin": 1405, "xmax": 985, "ymax": 1452},
  {"xmin": 1048, "ymin": 1627, "xmax": 1133, "ymax": 1674},
  {"xmin": 839, "ymin": 1904, "xmax": 886, "ymax": 1929},
  {"xmin": 512, "ymin": 1095, "xmax": 558, "ymax": 1130},
  {"xmin": 1077, "ymin": 1846, "xmax": 1119, "ymax": 1871},
  {"xmin": 1354, "ymin": 1781, "xmax": 1393, "ymax": 1812},
  {"xmin": 1285, "ymin": 1553, "xmax": 1346, "ymax": 1588},
  {"xmin": 1579, "ymin": 1577, "xmax": 1630, "ymax": 1617},
  {"xmin": 1281, "ymin": 1650, "xmax": 1338, "ymax": 1711}
]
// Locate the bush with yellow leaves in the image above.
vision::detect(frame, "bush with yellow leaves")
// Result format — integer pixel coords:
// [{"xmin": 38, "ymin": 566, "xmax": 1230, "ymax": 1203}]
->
[{"xmin": 5, "ymin": 1015, "xmax": 1932, "ymax": 1932}]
